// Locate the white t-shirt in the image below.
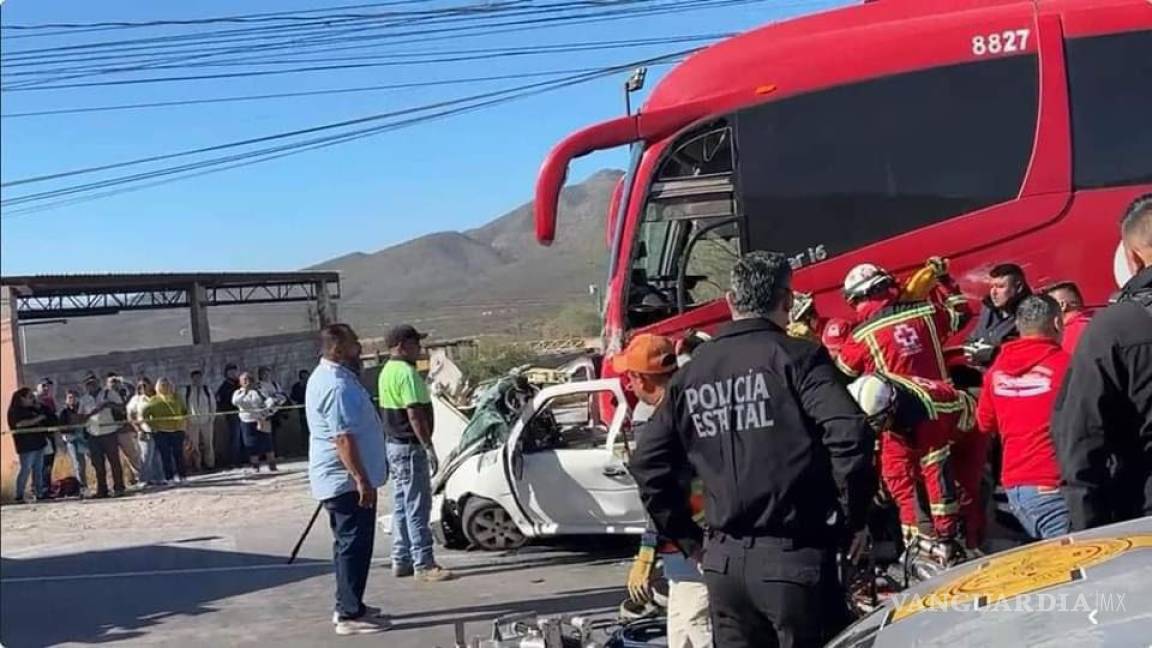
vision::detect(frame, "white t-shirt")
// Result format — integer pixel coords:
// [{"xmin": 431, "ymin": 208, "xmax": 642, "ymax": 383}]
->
[
  {"xmin": 233, "ymin": 388, "xmax": 275, "ymax": 423},
  {"xmin": 79, "ymin": 389, "xmax": 123, "ymax": 437},
  {"xmin": 127, "ymin": 394, "xmax": 153, "ymax": 432}
]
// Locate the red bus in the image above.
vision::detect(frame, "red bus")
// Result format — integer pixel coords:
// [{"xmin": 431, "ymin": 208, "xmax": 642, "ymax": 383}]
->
[{"xmin": 533, "ymin": 0, "xmax": 1151, "ymax": 374}]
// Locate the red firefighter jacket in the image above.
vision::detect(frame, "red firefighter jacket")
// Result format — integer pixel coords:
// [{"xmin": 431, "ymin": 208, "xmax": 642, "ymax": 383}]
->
[{"xmin": 836, "ymin": 276, "xmax": 971, "ymax": 381}]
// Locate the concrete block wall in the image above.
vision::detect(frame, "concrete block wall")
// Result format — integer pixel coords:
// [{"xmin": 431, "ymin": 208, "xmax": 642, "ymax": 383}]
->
[
  {"xmin": 2, "ymin": 332, "xmax": 321, "ymax": 501},
  {"xmin": 24, "ymin": 331, "xmax": 321, "ymax": 394}
]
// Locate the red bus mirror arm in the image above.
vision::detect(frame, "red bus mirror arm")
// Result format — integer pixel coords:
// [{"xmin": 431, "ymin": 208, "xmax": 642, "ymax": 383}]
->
[
  {"xmin": 534, "ymin": 97, "xmax": 733, "ymax": 246},
  {"xmin": 535, "ymin": 114, "xmax": 640, "ymax": 246}
]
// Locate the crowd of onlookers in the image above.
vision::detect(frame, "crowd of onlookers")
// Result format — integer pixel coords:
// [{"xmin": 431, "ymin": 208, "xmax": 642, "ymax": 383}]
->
[{"xmin": 5, "ymin": 365, "xmax": 314, "ymax": 503}]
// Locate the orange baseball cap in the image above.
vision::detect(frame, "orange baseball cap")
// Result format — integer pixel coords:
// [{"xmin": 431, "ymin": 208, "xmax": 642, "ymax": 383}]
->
[{"xmin": 612, "ymin": 334, "xmax": 677, "ymax": 375}]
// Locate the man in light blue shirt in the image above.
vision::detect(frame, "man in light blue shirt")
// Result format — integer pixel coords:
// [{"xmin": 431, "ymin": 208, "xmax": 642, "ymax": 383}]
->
[{"xmin": 306, "ymin": 323, "xmax": 390, "ymax": 636}]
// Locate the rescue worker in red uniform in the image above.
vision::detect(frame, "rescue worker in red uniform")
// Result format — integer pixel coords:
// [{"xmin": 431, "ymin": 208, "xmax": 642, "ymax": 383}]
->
[
  {"xmin": 848, "ymin": 373, "xmax": 987, "ymax": 564},
  {"xmin": 820, "ymin": 317, "xmax": 854, "ymax": 360},
  {"xmin": 836, "ymin": 258, "xmax": 971, "ymax": 382}
]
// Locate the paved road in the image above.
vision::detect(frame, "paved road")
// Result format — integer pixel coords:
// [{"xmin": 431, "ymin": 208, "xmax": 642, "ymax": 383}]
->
[{"xmin": 0, "ymin": 463, "xmax": 634, "ymax": 647}]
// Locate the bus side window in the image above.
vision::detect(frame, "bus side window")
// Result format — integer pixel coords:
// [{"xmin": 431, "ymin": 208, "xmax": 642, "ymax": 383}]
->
[
  {"xmin": 1066, "ymin": 29, "xmax": 1152, "ymax": 189},
  {"xmin": 734, "ymin": 53, "xmax": 1039, "ymax": 265}
]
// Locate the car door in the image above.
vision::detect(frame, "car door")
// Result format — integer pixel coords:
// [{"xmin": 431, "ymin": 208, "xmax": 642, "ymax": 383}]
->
[{"xmin": 503, "ymin": 379, "xmax": 648, "ymax": 536}]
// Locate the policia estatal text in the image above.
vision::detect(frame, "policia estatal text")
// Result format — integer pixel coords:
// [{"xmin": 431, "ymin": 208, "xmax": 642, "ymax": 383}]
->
[{"xmin": 630, "ymin": 251, "xmax": 876, "ymax": 648}]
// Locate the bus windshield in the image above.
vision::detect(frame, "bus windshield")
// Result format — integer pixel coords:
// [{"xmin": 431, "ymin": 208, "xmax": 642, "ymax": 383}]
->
[{"xmin": 626, "ymin": 177, "xmax": 739, "ymax": 328}]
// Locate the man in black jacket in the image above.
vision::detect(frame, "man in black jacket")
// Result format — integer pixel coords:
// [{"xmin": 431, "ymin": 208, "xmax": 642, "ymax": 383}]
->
[
  {"xmin": 630, "ymin": 251, "xmax": 875, "ymax": 648},
  {"xmin": 965, "ymin": 263, "xmax": 1032, "ymax": 367},
  {"xmin": 1053, "ymin": 195, "xmax": 1152, "ymax": 531},
  {"xmin": 215, "ymin": 364, "xmax": 243, "ymax": 468}
]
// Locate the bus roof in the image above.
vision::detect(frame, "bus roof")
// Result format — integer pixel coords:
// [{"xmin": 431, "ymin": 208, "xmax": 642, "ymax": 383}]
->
[
  {"xmin": 645, "ymin": 0, "xmax": 1025, "ymax": 110},
  {"xmin": 534, "ymin": 0, "xmax": 1138, "ymax": 244},
  {"xmin": 644, "ymin": 0, "xmax": 1134, "ymax": 110}
]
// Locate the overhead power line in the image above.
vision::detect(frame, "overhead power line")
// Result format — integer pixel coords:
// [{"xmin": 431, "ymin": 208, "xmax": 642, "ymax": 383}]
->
[
  {"xmin": 2, "ymin": 33, "xmax": 728, "ymax": 76},
  {"xmin": 1, "ymin": 63, "xmax": 681, "ymax": 119},
  {"xmin": 0, "ymin": 48, "xmax": 694, "ymax": 214},
  {"xmin": 1, "ymin": 1, "xmax": 554, "ymax": 90},
  {"xmin": 1, "ymin": 0, "xmax": 687, "ymax": 60},
  {"xmin": 0, "ymin": 0, "xmax": 745, "ymax": 90},
  {"xmin": 0, "ymin": 34, "xmax": 724, "ymax": 89},
  {"xmin": 0, "ymin": 0, "xmax": 446, "ymax": 33}
]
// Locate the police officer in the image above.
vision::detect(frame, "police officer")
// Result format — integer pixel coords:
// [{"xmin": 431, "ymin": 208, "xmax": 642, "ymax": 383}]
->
[{"xmin": 630, "ymin": 251, "xmax": 876, "ymax": 648}]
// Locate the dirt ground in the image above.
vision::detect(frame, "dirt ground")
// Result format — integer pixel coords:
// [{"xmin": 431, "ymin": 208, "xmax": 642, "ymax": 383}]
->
[{"xmin": 0, "ymin": 462, "xmax": 634, "ymax": 648}]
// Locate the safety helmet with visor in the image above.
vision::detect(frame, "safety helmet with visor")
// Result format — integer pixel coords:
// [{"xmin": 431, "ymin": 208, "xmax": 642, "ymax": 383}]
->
[{"xmin": 842, "ymin": 263, "xmax": 895, "ymax": 302}]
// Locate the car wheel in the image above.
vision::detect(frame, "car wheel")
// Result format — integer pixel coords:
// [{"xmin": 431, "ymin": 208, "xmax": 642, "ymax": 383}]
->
[{"xmin": 461, "ymin": 497, "xmax": 527, "ymax": 551}]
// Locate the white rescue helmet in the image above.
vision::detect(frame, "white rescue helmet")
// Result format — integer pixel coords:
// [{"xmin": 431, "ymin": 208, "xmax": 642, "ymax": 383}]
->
[
  {"xmin": 842, "ymin": 263, "xmax": 894, "ymax": 302},
  {"xmin": 847, "ymin": 374, "xmax": 897, "ymax": 428}
]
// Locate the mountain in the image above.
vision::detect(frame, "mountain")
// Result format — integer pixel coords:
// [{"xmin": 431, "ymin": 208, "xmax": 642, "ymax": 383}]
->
[{"xmin": 25, "ymin": 169, "xmax": 624, "ymax": 361}]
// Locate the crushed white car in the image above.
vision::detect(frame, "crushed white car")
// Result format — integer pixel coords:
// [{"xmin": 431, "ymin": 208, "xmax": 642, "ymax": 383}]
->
[{"xmin": 426, "ymin": 373, "xmax": 648, "ymax": 550}]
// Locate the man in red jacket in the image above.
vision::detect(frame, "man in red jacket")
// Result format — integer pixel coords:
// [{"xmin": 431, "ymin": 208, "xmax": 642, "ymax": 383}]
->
[
  {"xmin": 836, "ymin": 259, "xmax": 971, "ymax": 382},
  {"xmin": 1042, "ymin": 281, "xmax": 1092, "ymax": 355},
  {"xmin": 976, "ymin": 294, "xmax": 1071, "ymax": 539}
]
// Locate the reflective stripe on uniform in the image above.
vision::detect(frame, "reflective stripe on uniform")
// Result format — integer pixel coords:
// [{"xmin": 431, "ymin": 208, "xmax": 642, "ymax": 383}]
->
[
  {"xmin": 922, "ymin": 315, "xmax": 949, "ymax": 381},
  {"xmin": 851, "ymin": 305, "xmax": 936, "ymax": 342},
  {"xmin": 887, "ymin": 374, "xmax": 940, "ymax": 420},
  {"xmin": 930, "ymin": 501, "xmax": 960, "ymax": 516},
  {"xmin": 945, "ymin": 294, "xmax": 967, "ymax": 332},
  {"xmin": 885, "ymin": 375, "xmax": 976, "ymax": 430},
  {"xmin": 835, "ymin": 354, "xmax": 861, "ymax": 378},
  {"xmin": 920, "ymin": 443, "xmax": 952, "ymax": 467},
  {"xmin": 864, "ymin": 335, "xmax": 891, "ymax": 374},
  {"xmin": 902, "ymin": 525, "xmax": 920, "ymax": 543}
]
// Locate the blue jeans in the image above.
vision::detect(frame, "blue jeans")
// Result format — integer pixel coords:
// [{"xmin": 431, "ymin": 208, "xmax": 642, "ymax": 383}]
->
[
  {"xmin": 662, "ymin": 553, "xmax": 704, "ymax": 583},
  {"xmin": 1007, "ymin": 485, "xmax": 1071, "ymax": 539},
  {"xmin": 65, "ymin": 439, "xmax": 89, "ymax": 488},
  {"xmin": 324, "ymin": 490, "xmax": 378, "ymax": 620},
  {"xmin": 386, "ymin": 442, "xmax": 434, "ymax": 569},
  {"xmin": 138, "ymin": 436, "xmax": 165, "ymax": 484},
  {"xmin": 16, "ymin": 448, "xmax": 45, "ymax": 501},
  {"xmin": 155, "ymin": 431, "xmax": 187, "ymax": 480}
]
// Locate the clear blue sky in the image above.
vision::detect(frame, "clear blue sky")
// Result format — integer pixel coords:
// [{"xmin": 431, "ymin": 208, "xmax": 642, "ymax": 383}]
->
[{"xmin": 1, "ymin": 0, "xmax": 842, "ymax": 275}]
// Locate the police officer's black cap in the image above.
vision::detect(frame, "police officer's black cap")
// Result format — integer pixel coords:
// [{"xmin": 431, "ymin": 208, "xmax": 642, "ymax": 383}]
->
[{"xmin": 385, "ymin": 324, "xmax": 427, "ymax": 349}]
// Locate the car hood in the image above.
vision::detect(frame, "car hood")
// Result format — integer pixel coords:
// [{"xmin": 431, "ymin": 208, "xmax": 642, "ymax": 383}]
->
[{"xmin": 828, "ymin": 517, "xmax": 1152, "ymax": 647}]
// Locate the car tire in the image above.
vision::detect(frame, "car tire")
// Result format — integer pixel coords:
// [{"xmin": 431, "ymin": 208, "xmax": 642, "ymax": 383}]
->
[{"xmin": 461, "ymin": 496, "xmax": 528, "ymax": 551}]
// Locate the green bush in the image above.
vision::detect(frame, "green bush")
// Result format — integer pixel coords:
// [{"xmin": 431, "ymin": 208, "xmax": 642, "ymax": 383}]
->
[
  {"xmin": 538, "ymin": 304, "xmax": 601, "ymax": 339},
  {"xmin": 455, "ymin": 340, "xmax": 539, "ymax": 383}
]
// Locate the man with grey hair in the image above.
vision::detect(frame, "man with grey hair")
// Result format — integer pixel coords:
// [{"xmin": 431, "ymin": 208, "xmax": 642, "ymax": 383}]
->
[
  {"xmin": 976, "ymin": 294, "xmax": 1071, "ymax": 539},
  {"xmin": 630, "ymin": 251, "xmax": 875, "ymax": 647},
  {"xmin": 1053, "ymin": 194, "xmax": 1152, "ymax": 530}
]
